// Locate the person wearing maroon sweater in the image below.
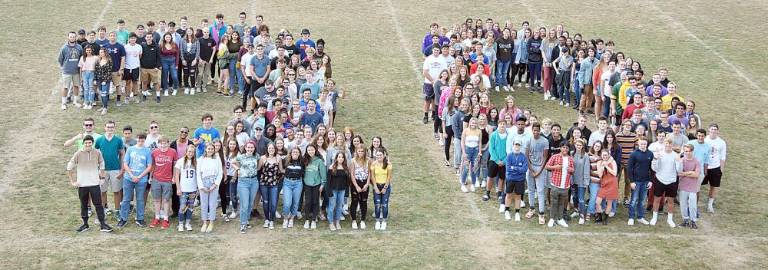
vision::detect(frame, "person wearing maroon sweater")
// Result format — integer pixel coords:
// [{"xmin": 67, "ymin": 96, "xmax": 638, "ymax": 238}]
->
[
  {"xmin": 159, "ymin": 33, "xmax": 180, "ymax": 99},
  {"xmin": 149, "ymin": 136, "xmax": 178, "ymax": 229}
]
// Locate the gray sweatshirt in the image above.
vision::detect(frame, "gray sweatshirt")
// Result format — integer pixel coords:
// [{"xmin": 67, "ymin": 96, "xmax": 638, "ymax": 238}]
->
[
  {"xmin": 651, "ymin": 150, "xmax": 681, "ymax": 185},
  {"xmin": 571, "ymin": 152, "xmax": 592, "ymax": 187},
  {"xmin": 58, "ymin": 43, "xmax": 83, "ymax": 74}
]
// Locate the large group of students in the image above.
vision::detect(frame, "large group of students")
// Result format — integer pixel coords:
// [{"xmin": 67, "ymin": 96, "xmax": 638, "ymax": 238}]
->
[
  {"xmin": 62, "ymin": 13, "xmax": 394, "ymax": 234},
  {"xmin": 421, "ymin": 18, "xmax": 727, "ymax": 229}
]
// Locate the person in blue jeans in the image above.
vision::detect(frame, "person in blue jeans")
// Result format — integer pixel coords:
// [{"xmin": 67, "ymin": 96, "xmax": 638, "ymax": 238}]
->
[
  {"xmin": 324, "ymin": 152, "xmax": 351, "ymax": 231},
  {"xmin": 371, "ymin": 149, "xmax": 392, "ymax": 231},
  {"xmin": 587, "ymin": 142, "xmax": 603, "ymax": 218},
  {"xmin": 159, "ymin": 33, "xmax": 180, "ymax": 97},
  {"xmin": 281, "ymin": 147, "xmax": 304, "ymax": 229},
  {"xmin": 626, "ymin": 137, "xmax": 653, "ymax": 225},
  {"xmin": 495, "ymin": 28, "xmax": 514, "ymax": 92},
  {"xmin": 233, "ymin": 141, "xmax": 259, "ymax": 233},
  {"xmin": 174, "ymin": 146, "xmax": 198, "ymax": 232},
  {"xmin": 94, "ymin": 48, "xmax": 112, "ymax": 115},
  {"xmin": 117, "ymin": 133, "xmax": 152, "ymax": 228},
  {"xmin": 460, "ymin": 117, "xmax": 482, "ymax": 192},
  {"xmin": 258, "ymin": 143, "xmax": 283, "ymax": 230},
  {"xmin": 572, "ymin": 49, "xmax": 585, "ymax": 110}
]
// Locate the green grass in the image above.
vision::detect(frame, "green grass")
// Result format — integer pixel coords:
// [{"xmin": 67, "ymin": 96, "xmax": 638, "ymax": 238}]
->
[{"xmin": 1, "ymin": 0, "xmax": 767, "ymax": 268}]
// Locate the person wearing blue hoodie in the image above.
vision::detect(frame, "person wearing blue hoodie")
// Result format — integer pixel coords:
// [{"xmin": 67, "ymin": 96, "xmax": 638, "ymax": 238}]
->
[
  {"xmin": 504, "ymin": 139, "xmax": 528, "ymax": 222},
  {"xmin": 486, "ymin": 120, "xmax": 508, "ymax": 211},
  {"xmin": 59, "ymin": 31, "xmax": 83, "ymax": 110}
]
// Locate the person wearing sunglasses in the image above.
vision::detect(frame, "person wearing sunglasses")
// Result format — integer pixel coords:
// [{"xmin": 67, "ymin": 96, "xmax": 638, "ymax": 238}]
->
[
  {"xmin": 145, "ymin": 121, "xmax": 162, "ymax": 149},
  {"xmin": 64, "ymin": 118, "xmax": 103, "ymax": 151}
]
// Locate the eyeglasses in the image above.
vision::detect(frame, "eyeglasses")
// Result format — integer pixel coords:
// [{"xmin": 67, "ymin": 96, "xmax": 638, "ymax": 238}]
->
[
  {"xmin": 287, "ymin": 74, "xmax": 295, "ymax": 76},
  {"xmin": 84, "ymin": 124, "xmax": 93, "ymax": 127},
  {"xmin": 180, "ymin": 131, "xmax": 188, "ymax": 134},
  {"xmin": 150, "ymin": 126, "xmax": 158, "ymax": 129}
]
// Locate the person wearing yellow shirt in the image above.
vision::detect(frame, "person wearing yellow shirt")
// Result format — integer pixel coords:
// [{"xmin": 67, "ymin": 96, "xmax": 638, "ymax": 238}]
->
[
  {"xmin": 617, "ymin": 75, "xmax": 637, "ymax": 110},
  {"xmin": 661, "ymin": 82, "xmax": 684, "ymax": 112},
  {"xmin": 370, "ymin": 149, "xmax": 393, "ymax": 231}
]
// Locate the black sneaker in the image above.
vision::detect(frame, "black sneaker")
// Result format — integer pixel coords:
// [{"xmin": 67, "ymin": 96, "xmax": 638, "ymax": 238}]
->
[
  {"xmin": 100, "ymin": 224, "xmax": 114, "ymax": 232},
  {"xmin": 117, "ymin": 220, "xmax": 127, "ymax": 228},
  {"xmin": 240, "ymin": 224, "xmax": 247, "ymax": 234},
  {"xmin": 422, "ymin": 115, "xmax": 428, "ymax": 124},
  {"xmin": 76, "ymin": 224, "xmax": 90, "ymax": 233},
  {"xmin": 135, "ymin": 220, "xmax": 147, "ymax": 228},
  {"xmin": 690, "ymin": 221, "xmax": 698, "ymax": 229},
  {"xmin": 681, "ymin": 219, "xmax": 690, "ymax": 227},
  {"xmin": 156, "ymin": 96, "xmax": 161, "ymax": 103}
]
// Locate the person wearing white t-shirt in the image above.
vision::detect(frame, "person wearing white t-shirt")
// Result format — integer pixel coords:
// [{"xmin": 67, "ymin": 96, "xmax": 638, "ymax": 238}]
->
[
  {"xmin": 703, "ymin": 123, "xmax": 726, "ymax": 213},
  {"xmin": 241, "ymin": 43, "xmax": 256, "ymax": 92},
  {"xmin": 422, "ymin": 46, "xmax": 446, "ymax": 125},
  {"xmin": 173, "ymin": 146, "xmax": 198, "ymax": 231},
  {"xmin": 123, "ymin": 34, "xmax": 143, "ymax": 103}
]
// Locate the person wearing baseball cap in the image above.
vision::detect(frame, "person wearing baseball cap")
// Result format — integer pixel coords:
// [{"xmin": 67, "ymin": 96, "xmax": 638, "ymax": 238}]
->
[
  {"xmin": 295, "ymin": 28, "xmax": 316, "ymax": 60},
  {"xmin": 504, "ymin": 137, "xmax": 528, "ymax": 221}
]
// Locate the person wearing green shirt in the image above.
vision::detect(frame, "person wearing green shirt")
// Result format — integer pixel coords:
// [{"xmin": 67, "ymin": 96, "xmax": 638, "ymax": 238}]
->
[
  {"xmin": 302, "ymin": 145, "xmax": 326, "ymax": 229},
  {"xmin": 64, "ymin": 118, "xmax": 103, "ymax": 150},
  {"xmin": 94, "ymin": 120, "xmax": 125, "ymax": 216}
]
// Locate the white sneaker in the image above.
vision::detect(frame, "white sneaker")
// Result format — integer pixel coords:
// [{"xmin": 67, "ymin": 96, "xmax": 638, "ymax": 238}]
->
[
  {"xmin": 184, "ymin": 88, "xmax": 190, "ymax": 95},
  {"xmin": 495, "ymin": 86, "xmax": 500, "ymax": 92},
  {"xmin": 667, "ymin": 215, "xmax": 676, "ymax": 228},
  {"xmin": 707, "ymin": 205, "xmax": 715, "ymax": 213},
  {"xmin": 480, "ymin": 181, "xmax": 486, "ymax": 188},
  {"xmin": 498, "ymin": 204, "xmax": 505, "ymax": 213},
  {"xmin": 460, "ymin": 185, "xmax": 468, "ymax": 193},
  {"xmin": 474, "ymin": 181, "xmax": 480, "ymax": 188},
  {"xmin": 185, "ymin": 223, "xmax": 193, "ymax": 231},
  {"xmin": 101, "ymin": 108, "xmax": 107, "ymax": 115},
  {"xmin": 520, "ymin": 200, "xmax": 526, "ymax": 208},
  {"xmin": 439, "ymin": 139, "xmax": 444, "ymax": 146},
  {"xmin": 628, "ymin": 219, "xmax": 635, "ymax": 226},
  {"xmin": 559, "ymin": 101, "xmax": 564, "ymax": 106},
  {"xmin": 269, "ymin": 221, "xmax": 274, "ymax": 230},
  {"xmin": 650, "ymin": 217, "xmax": 658, "ymax": 226},
  {"xmin": 228, "ymin": 212, "xmax": 237, "ymax": 219},
  {"xmin": 515, "ymin": 212, "xmax": 521, "ymax": 222},
  {"xmin": 638, "ymin": 218, "xmax": 650, "ymax": 225},
  {"xmin": 263, "ymin": 220, "xmax": 269, "ymax": 228},
  {"xmin": 164, "ymin": 90, "xmax": 169, "ymax": 96},
  {"xmin": 570, "ymin": 211, "xmax": 580, "ymax": 218},
  {"xmin": 276, "ymin": 212, "xmax": 282, "ymax": 219},
  {"xmin": 340, "ymin": 215, "xmax": 345, "ymax": 221},
  {"xmin": 288, "ymin": 218, "xmax": 294, "ymax": 228},
  {"xmin": 352, "ymin": 221, "xmax": 358, "ymax": 230},
  {"xmin": 375, "ymin": 221, "xmax": 381, "ymax": 230},
  {"xmin": 359, "ymin": 221, "xmax": 366, "ymax": 230},
  {"xmin": 608, "ymin": 212, "xmax": 615, "ymax": 217},
  {"xmin": 547, "ymin": 218, "xmax": 555, "ymax": 227},
  {"xmin": 74, "ymin": 101, "xmax": 82, "ymax": 108},
  {"xmin": 329, "ymin": 223, "xmax": 336, "ymax": 231},
  {"xmin": 282, "ymin": 219, "xmax": 289, "ymax": 229},
  {"xmin": 578, "ymin": 217, "xmax": 585, "ymax": 225},
  {"xmin": 310, "ymin": 221, "xmax": 317, "ymax": 229},
  {"xmin": 504, "ymin": 211, "xmax": 512, "ymax": 220},
  {"xmin": 544, "ymin": 94, "xmax": 549, "ymax": 101},
  {"xmin": 556, "ymin": 219, "xmax": 569, "ymax": 228},
  {"xmin": 178, "ymin": 224, "xmax": 184, "ymax": 232},
  {"xmin": 61, "ymin": 104, "xmax": 67, "ymax": 110},
  {"xmin": 304, "ymin": 220, "xmax": 310, "ymax": 229},
  {"xmin": 200, "ymin": 223, "xmax": 207, "ymax": 233},
  {"xmin": 172, "ymin": 89, "xmax": 177, "ymax": 96},
  {"xmin": 381, "ymin": 221, "xmax": 387, "ymax": 230},
  {"xmin": 470, "ymin": 185, "xmax": 476, "ymax": 192},
  {"xmin": 565, "ymin": 103, "xmax": 570, "ymax": 107},
  {"xmin": 190, "ymin": 88, "xmax": 196, "ymax": 95}
]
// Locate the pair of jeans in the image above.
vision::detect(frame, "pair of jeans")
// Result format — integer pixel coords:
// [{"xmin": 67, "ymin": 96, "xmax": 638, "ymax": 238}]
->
[
  {"xmin": 303, "ymin": 184, "xmax": 321, "ymax": 221},
  {"xmin": 219, "ymin": 178, "xmax": 231, "ymax": 215},
  {"xmin": 572, "ymin": 77, "xmax": 581, "ymax": 108},
  {"xmin": 228, "ymin": 62, "xmax": 244, "ymax": 94},
  {"xmin": 526, "ymin": 167, "xmax": 547, "ymax": 213},
  {"xmin": 326, "ymin": 189, "xmax": 346, "ymax": 223},
  {"xmin": 374, "ymin": 184, "xmax": 391, "ymax": 220},
  {"xmin": 81, "ymin": 71, "xmax": 95, "ymax": 104},
  {"xmin": 495, "ymin": 59, "xmax": 511, "ymax": 87},
  {"xmin": 550, "ymin": 187, "xmax": 568, "ymax": 220},
  {"xmin": 479, "ymin": 148, "xmax": 490, "ymax": 181},
  {"xmin": 679, "ymin": 190, "xmax": 698, "ymax": 221},
  {"xmin": 282, "ymin": 178, "xmax": 303, "ymax": 217},
  {"xmin": 182, "ymin": 56, "xmax": 197, "ymax": 88},
  {"xmin": 98, "ymin": 80, "xmax": 111, "ymax": 109},
  {"xmin": 160, "ymin": 57, "xmax": 179, "ymax": 90},
  {"xmin": 79, "ymin": 185, "xmax": 105, "ymax": 225},
  {"xmin": 350, "ymin": 179, "xmax": 369, "ymax": 221},
  {"xmin": 587, "ymin": 182, "xmax": 600, "ymax": 214},
  {"xmin": 602, "ymin": 95, "xmax": 612, "ymax": 118},
  {"xmin": 444, "ymin": 127, "xmax": 454, "ymax": 162},
  {"xmin": 576, "ymin": 186, "xmax": 587, "ymax": 215},
  {"xmin": 557, "ymin": 71, "xmax": 571, "ymax": 104},
  {"xmin": 260, "ymin": 184, "xmax": 278, "ymax": 221},
  {"xmin": 460, "ymin": 146, "xmax": 479, "ymax": 185},
  {"xmin": 229, "ymin": 178, "xmax": 239, "ymax": 213},
  {"xmin": 178, "ymin": 192, "xmax": 197, "ymax": 224},
  {"xmin": 527, "ymin": 62, "xmax": 542, "ymax": 87},
  {"xmin": 119, "ymin": 179, "xmax": 147, "ymax": 221},
  {"xmin": 237, "ymin": 177, "xmax": 259, "ymax": 225},
  {"xmin": 199, "ymin": 188, "xmax": 219, "ymax": 221},
  {"xmin": 629, "ymin": 181, "xmax": 649, "ymax": 219},
  {"xmin": 452, "ymin": 137, "xmax": 462, "ymax": 169}
]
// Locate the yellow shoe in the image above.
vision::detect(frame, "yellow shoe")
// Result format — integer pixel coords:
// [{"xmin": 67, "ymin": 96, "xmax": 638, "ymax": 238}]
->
[{"xmin": 206, "ymin": 222, "xmax": 214, "ymax": 233}]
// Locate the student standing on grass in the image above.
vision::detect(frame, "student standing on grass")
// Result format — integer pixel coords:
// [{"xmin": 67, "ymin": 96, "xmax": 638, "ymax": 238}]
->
[
  {"xmin": 525, "ymin": 123, "xmax": 549, "ymax": 225},
  {"xmin": 95, "ymin": 48, "xmax": 113, "ymax": 115},
  {"xmin": 174, "ymin": 146, "xmax": 197, "ymax": 232},
  {"xmin": 303, "ymin": 145, "xmax": 326, "ymax": 229},
  {"xmin": 103, "ymin": 31, "xmax": 126, "ymax": 106},
  {"xmin": 197, "ymin": 143, "xmax": 223, "ymax": 233},
  {"xmin": 593, "ymin": 149, "xmax": 618, "ymax": 225},
  {"xmin": 487, "ymin": 120, "xmax": 508, "ymax": 210},
  {"xmin": 123, "ymin": 33, "xmax": 142, "ymax": 104},
  {"xmin": 325, "ymin": 152, "xmax": 351, "ymax": 231},
  {"xmin": 193, "ymin": 113, "xmax": 221, "ymax": 157},
  {"xmin": 371, "ymin": 149, "xmax": 393, "ymax": 231},
  {"xmin": 627, "ymin": 137, "xmax": 653, "ymax": 226},
  {"xmin": 571, "ymin": 139, "xmax": 591, "ymax": 225},
  {"xmin": 67, "ymin": 135, "xmax": 113, "ymax": 233},
  {"xmin": 504, "ymin": 139, "xmax": 527, "ymax": 222},
  {"xmin": 544, "ymin": 141, "xmax": 574, "ymax": 228},
  {"xmin": 460, "ymin": 117, "xmax": 482, "ymax": 193},
  {"xmin": 259, "ymin": 143, "xmax": 282, "ymax": 230},
  {"xmin": 180, "ymin": 28, "xmax": 200, "ymax": 95},
  {"xmin": 282, "ymin": 147, "xmax": 304, "ymax": 229},
  {"xmin": 678, "ymin": 144, "xmax": 701, "ymax": 229},
  {"xmin": 587, "ymin": 142, "xmax": 603, "ymax": 220},
  {"xmin": 149, "ymin": 136, "xmax": 177, "ymax": 229},
  {"xmin": 232, "ymin": 141, "xmax": 260, "ymax": 233},
  {"xmin": 703, "ymin": 123, "xmax": 726, "ymax": 213},
  {"xmin": 650, "ymin": 138, "xmax": 680, "ymax": 228},
  {"xmin": 59, "ymin": 31, "xmax": 83, "ymax": 110},
  {"xmin": 140, "ymin": 34, "xmax": 161, "ymax": 103},
  {"xmin": 94, "ymin": 121, "xmax": 124, "ymax": 217},
  {"xmin": 423, "ymin": 46, "xmax": 446, "ymax": 124},
  {"xmin": 78, "ymin": 45, "xmax": 97, "ymax": 110},
  {"xmin": 350, "ymin": 147, "xmax": 370, "ymax": 230},
  {"xmin": 117, "ymin": 133, "xmax": 152, "ymax": 229},
  {"xmin": 222, "ymin": 140, "xmax": 240, "ymax": 222},
  {"xmin": 160, "ymin": 33, "xmax": 180, "ymax": 98}
]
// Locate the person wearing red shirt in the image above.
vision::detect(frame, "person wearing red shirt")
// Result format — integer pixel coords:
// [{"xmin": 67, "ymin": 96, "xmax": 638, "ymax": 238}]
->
[
  {"xmin": 622, "ymin": 92, "xmax": 645, "ymax": 121},
  {"xmin": 149, "ymin": 136, "xmax": 178, "ymax": 228},
  {"xmin": 545, "ymin": 141, "xmax": 574, "ymax": 228}
]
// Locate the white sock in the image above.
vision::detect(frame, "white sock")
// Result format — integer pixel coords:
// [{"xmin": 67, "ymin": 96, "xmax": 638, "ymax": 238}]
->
[
  {"xmin": 708, "ymin": 198, "xmax": 714, "ymax": 207},
  {"xmin": 652, "ymin": 212, "xmax": 658, "ymax": 219},
  {"xmin": 667, "ymin": 213, "xmax": 674, "ymax": 221},
  {"xmin": 156, "ymin": 91, "xmax": 161, "ymax": 97},
  {"xmin": 61, "ymin": 97, "xmax": 67, "ymax": 104}
]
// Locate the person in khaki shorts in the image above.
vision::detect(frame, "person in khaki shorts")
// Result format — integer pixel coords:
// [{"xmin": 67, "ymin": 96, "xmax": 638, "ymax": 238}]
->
[
  {"xmin": 140, "ymin": 34, "xmax": 162, "ymax": 101},
  {"xmin": 94, "ymin": 120, "xmax": 125, "ymax": 215},
  {"xmin": 58, "ymin": 31, "xmax": 83, "ymax": 110}
]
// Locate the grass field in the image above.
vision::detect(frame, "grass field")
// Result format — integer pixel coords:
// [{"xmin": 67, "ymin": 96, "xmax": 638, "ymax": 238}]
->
[{"xmin": 0, "ymin": 0, "xmax": 766, "ymax": 268}]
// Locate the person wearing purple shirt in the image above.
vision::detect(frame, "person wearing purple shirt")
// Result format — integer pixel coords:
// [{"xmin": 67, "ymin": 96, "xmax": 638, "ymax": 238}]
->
[
  {"xmin": 422, "ymin": 23, "xmax": 449, "ymax": 56},
  {"xmin": 668, "ymin": 103, "xmax": 689, "ymax": 127}
]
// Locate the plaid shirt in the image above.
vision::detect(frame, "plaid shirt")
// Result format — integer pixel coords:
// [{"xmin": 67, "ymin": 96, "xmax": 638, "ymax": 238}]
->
[{"xmin": 546, "ymin": 154, "xmax": 574, "ymax": 189}]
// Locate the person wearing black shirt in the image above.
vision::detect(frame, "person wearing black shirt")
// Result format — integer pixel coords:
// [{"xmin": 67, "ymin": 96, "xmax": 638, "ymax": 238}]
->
[{"xmin": 197, "ymin": 29, "xmax": 216, "ymax": 92}]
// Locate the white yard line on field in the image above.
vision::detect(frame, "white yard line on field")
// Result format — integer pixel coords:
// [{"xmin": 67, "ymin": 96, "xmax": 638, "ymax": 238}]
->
[{"xmin": 649, "ymin": 0, "xmax": 764, "ymax": 96}]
